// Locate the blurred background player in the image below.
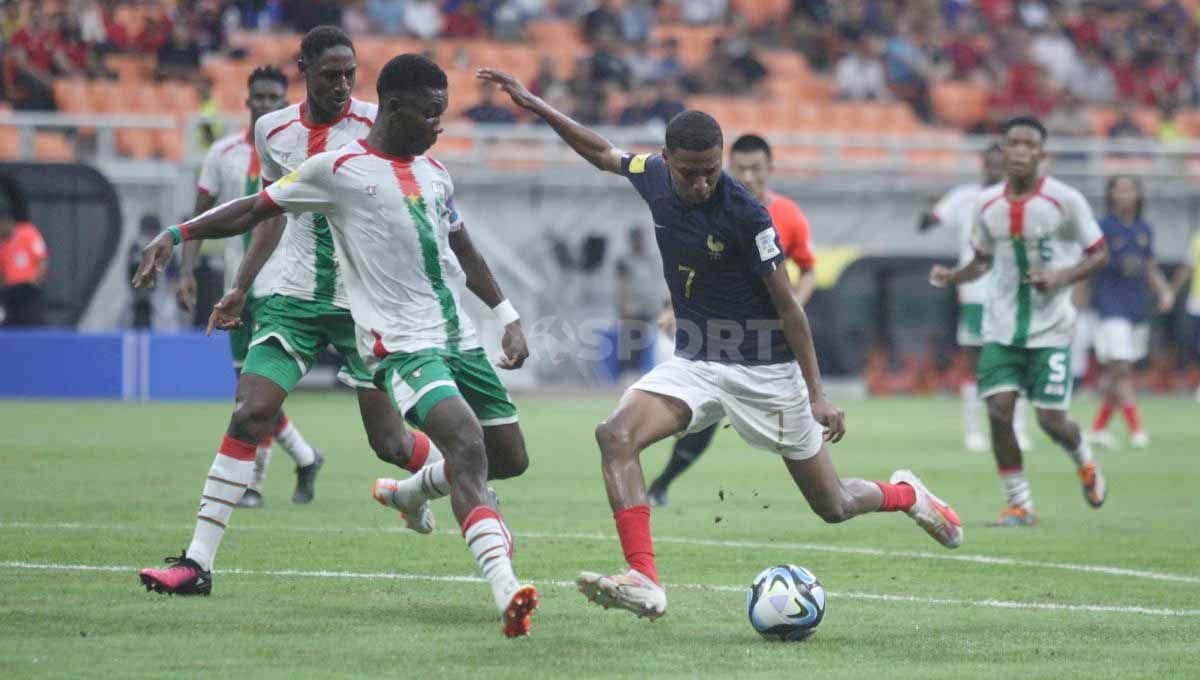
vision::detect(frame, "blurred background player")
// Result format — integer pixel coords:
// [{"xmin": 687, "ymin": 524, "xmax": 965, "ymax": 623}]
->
[
  {"xmin": 482, "ymin": 66, "xmax": 963, "ymax": 622},
  {"xmin": 1088, "ymin": 176, "xmax": 1174, "ymax": 450},
  {"xmin": 920, "ymin": 144, "xmax": 1033, "ymax": 453},
  {"xmin": 931, "ymin": 116, "xmax": 1110, "ymax": 528},
  {"xmin": 1170, "ymin": 229, "xmax": 1200, "ymax": 401},
  {"xmin": 646, "ymin": 132, "xmax": 818, "ymax": 506},
  {"xmin": 177, "ymin": 65, "xmax": 324, "ymax": 508},
  {"xmin": 0, "ymin": 174, "xmax": 48, "ymax": 327},
  {"xmin": 136, "ymin": 27, "xmax": 438, "ymax": 598}
]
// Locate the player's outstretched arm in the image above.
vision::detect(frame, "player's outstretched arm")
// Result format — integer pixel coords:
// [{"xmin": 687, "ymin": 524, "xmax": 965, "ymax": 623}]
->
[
  {"xmin": 476, "ymin": 68, "xmax": 624, "ymax": 174},
  {"xmin": 764, "ymin": 266, "xmax": 845, "ymax": 443},
  {"xmin": 448, "ymin": 227, "xmax": 529, "ymax": 370},
  {"xmin": 131, "ymin": 194, "xmax": 283, "ymax": 289}
]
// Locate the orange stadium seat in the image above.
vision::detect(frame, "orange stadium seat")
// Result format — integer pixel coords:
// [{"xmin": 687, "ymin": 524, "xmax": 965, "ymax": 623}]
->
[
  {"xmin": 51, "ymin": 79, "xmax": 92, "ymax": 114},
  {"xmin": 932, "ymin": 81, "xmax": 987, "ymax": 128},
  {"xmin": 904, "ymin": 130, "xmax": 965, "ymax": 173},
  {"xmin": 525, "ymin": 20, "xmax": 580, "ymax": 48},
  {"xmin": 249, "ymin": 33, "xmax": 300, "ymax": 67},
  {"xmin": 88, "ymin": 81, "xmax": 126, "ymax": 113},
  {"xmin": 731, "ymin": 0, "xmax": 791, "ymax": 28},
  {"xmin": 117, "ymin": 129, "xmax": 157, "ymax": 159},
  {"xmin": 0, "ymin": 126, "xmax": 20, "ymax": 159},
  {"xmin": 1088, "ymin": 107, "xmax": 1161, "ymax": 136},
  {"xmin": 33, "ymin": 131, "xmax": 76, "ymax": 161},
  {"xmin": 106, "ymin": 55, "xmax": 150, "ymax": 83}
]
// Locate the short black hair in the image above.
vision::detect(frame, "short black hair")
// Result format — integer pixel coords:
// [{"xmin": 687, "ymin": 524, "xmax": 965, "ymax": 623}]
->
[
  {"xmin": 299, "ymin": 25, "xmax": 354, "ymax": 65},
  {"xmin": 376, "ymin": 54, "xmax": 447, "ymax": 99},
  {"xmin": 730, "ymin": 133, "xmax": 771, "ymax": 161},
  {"xmin": 1001, "ymin": 115, "xmax": 1047, "ymax": 142},
  {"xmin": 665, "ymin": 110, "xmax": 723, "ymax": 153},
  {"xmin": 247, "ymin": 65, "xmax": 288, "ymax": 89},
  {"xmin": 1105, "ymin": 174, "xmax": 1144, "ymax": 219}
]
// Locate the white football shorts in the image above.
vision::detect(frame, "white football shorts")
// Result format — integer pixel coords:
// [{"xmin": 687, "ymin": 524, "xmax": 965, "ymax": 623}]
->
[
  {"xmin": 629, "ymin": 356, "xmax": 824, "ymax": 460},
  {"xmin": 1093, "ymin": 317, "xmax": 1149, "ymax": 363}
]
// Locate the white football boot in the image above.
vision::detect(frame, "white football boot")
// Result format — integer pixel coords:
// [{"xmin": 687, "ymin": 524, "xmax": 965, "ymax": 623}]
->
[
  {"xmin": 371, "ymin": 478, "xmax": 435, "ymax": 534},
  {"xmin": 576, "ymin": 568, "xmax": 667, "ymax": 620},
  {"xmin": 890, "ymin": 469, "xmax": 963, "ymax": 549},
  {"xmin": 1129, "ymin": 430, "xmax": 1150, "ymax": 449}
]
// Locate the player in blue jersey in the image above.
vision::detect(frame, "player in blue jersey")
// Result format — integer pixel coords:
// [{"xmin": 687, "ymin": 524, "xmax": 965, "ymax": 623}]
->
[
  {"xmin": 1088, "ymin": 176, "xmax": 1174, "ymax": 449},
  {"xmin": 480, "ymin": 67, "xmax": 964, "ymax": 621}
]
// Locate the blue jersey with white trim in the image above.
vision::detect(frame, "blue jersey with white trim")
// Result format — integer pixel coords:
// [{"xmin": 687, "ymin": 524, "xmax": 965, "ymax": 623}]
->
[
  {"xmin": 619, "ymin": 152, "xmax": 789, "ymax": 364},
  {"xmin": 1094, "ymin": 214, "xmax": 1154, "ymax": 322}
]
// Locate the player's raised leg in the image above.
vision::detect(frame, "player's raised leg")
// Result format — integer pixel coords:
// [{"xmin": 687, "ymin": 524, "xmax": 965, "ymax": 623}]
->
[
  {"xmin": 1036, "ymin": 406, "xmax": 1105, "ymax": 508},
  {"xmin": 139, "ymin": 372, "xmax": 289, "ymax": 594},
  {"xmin": 646, "ymin": 423, "xmax": 717, "ymax": 507},
  {"xmin": 578, "ymin": 389, "xmax": 690, "ymax": 620},
  {"xmin": 359, "ymin": 385, "xmax": 440, "ymax": 533}
]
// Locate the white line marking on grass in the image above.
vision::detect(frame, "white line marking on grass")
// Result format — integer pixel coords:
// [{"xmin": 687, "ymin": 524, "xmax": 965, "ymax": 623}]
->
[
  {"xmin": 4, "ymin": 521, "xmax": 1199, "ymax": 586},
  {"xmin": 2, "ymin": 560, "xmax": 1198, "ymax": 618}
]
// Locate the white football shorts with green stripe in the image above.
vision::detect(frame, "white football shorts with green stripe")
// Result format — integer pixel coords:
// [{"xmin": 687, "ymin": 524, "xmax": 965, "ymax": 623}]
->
[{"xmin": 970, "ymin": 176, "xmax": 1104, "ymax": 349}]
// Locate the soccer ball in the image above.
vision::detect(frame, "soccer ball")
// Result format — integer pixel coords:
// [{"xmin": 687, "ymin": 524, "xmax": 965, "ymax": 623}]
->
[{"xmin": 746, "ymin": 564, "xmax": 826, "ymax": 641}]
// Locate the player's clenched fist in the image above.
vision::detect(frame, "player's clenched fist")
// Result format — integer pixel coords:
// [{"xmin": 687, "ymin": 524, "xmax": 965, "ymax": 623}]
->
[
  {"xmin": 132, "ymin": 233, "xmax": 175, "ymax": 288},
  {"xmin": 497, "ymin": 322, "xmax": 529, "ymax": 370},
  {"xmin": 476, "ymin": 68, "xmax": 537, "ymax": 110},
  {"xmin": 206, "ymin": 288, "xmax": 247, "ymax": 336},
  {"xmin": 811, "ymin": 399, "xmax": 846, "ymax": 443},
  {"xmin": 928, "ymin": 264, "xmax": 954, "ymax": 288}
]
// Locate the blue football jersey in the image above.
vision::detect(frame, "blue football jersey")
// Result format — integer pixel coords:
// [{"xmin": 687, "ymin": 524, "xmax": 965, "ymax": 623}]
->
[
  {"xmin": 619, "ymin": 152, "xmax": 790, "ymax": 364},
  {"xmin": 1094, "ymin": 214, "xmax": 1154, "ymax": 322}
]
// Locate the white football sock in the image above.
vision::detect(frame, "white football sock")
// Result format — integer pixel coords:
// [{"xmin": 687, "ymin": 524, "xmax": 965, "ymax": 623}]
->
[
  {"xmin": 187, "ymin": 451, "xmax": 253, "ymax": 571},
  {"xmin": 248, "ymin": 443, "xmax": 272, "ymax": 493},
  {"xmin": 274, "ymin": 418, "xmax": 316, "ymax": 467},
  {"xmin": 1014, "ymin": 395, "xmax": 1031, "ymax": 442},
  {"xmin": 463, "ymin": 507, "xmax": 519, "ymax": 611},
  {"xmin": 999, "ymin": 469, "xmax": 1034, "ymax": 511},
  {"xmin": 1066, "ymin": 437, "xmax": 1094, "ymax": 468},
  {"xmin": 960, "ymin": 381, "xmax": 983, "ymax": 439},
  {"xmin": 393, "ymin": 459, "xmax": 452, "ymax": 506}
]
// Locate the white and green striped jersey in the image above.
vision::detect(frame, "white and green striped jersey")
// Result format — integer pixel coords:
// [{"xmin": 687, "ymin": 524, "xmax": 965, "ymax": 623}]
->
[
  {"xmin": 971, "ymin": 176, "xmax": 1105, "ymax": 348},
  {"xmin": 932, "ymin": 182, "xmax": 990, "ymax": 306},
  {"xmin": 253, "ymin": 99, "xmax": 377, "ymax": 310},
  {"xmin": 262, "ymin": 140, "xmax": 479, "ymax": 357},
  {"xmin": 197, "ymin": 130, "xmax": 284, "ymax": 299}
]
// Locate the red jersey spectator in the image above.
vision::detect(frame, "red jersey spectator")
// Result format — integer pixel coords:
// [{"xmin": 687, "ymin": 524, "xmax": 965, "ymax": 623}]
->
[
  {"xmin": 443, "ymin": 0, "xmax": 487, "ymax": 38},
  {"xmin": 0, "ymin": 181, "xmax": 48, "ymax": 326}
]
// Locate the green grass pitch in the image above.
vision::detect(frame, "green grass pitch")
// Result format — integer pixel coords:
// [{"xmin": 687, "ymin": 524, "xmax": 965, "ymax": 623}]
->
[{"xmin": 1, "ymin": 393, "xmax": 1197, "ymax": 679}]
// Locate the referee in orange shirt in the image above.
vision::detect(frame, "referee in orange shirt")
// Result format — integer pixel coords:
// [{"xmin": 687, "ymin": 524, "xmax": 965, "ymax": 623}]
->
[
  {"xmin": 0, "ymin": 176, "xmax": 48, "ymax": 326},
  {"xmin": 647, "ymin": 133, "xmax": 817, "ymax": 506}
]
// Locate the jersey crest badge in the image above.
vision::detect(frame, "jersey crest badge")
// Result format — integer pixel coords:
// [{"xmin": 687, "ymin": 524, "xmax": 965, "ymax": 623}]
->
[
  {"xmin": 706, "ymin": 234, "xmax": 725, "ymax": 260},
  {"xmin": 365, "ymin": 185, "xmax": 377, "ymax": 196}
]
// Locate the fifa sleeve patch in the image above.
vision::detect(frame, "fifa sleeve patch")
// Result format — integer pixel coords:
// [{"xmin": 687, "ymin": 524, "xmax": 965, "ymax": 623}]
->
[
  {"xmin": 628, "ymin": 153, "xmax": 650, "ymax": 174},
  {"xmin": 755, "ymin": 228, "xmax": 781, "ymax": 261}
]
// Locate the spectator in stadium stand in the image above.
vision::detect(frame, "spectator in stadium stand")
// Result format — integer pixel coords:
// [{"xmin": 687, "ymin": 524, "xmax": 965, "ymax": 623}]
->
[
  {"xmin": 5, "ymin": 4, "xmax": 58, "ymax": 110},
  {"xmin": 127, "ymin": 214, "xmax": 180, "ymax": 331},
  {"xmin": 0, "ymin": 176, "xmax": 48, "ymax": 327},
  {"xmin": 465, "ymin": 80, "xmax": 518, "ymax": 124},
  {"xmin": 588, "ymin": 28, "xmax": 632, "ymax": 90},
  {"xmin": 835, "ymin": 33, "xmax": 888, "ymax": 102},
  {"xmin": 365, "ymin": 0, "xmax": 406, "ymax": 36},
  {"xmin": 1146, "ymin": 54, "xmax": 1191, "ymax": 111},
  {"xmin": 646, "ymin": 81, "xmax": 685, "ymax": 124},
  {"xmin": 443, "ymin": 0, "xmax": 488, "ymax": 39},
  {"xmin": 1067, "ymin": 48, "xmax": 1116, "ymax": 105},
  {"xmin": 285, "ymin": 0, "xmax": 343, "ymax": 32},
  {"xmin": 676, "ymin": 0, "xmax": 728, "ymax": 26},
  {"xmin": 620, "ymin": 0, "xmax": 655, "ymax": 45},
  {"xmin": 55, "ymin": 15, "xmax": 102, "ymax": 79},
  {"xmin": 722, "ymin": 18, "xmax": 768, "ymax": 93},
  {"xmin": 135, "ymin": 11, "xmax": 173, "ymax": 54},
  {"xmin": 582, "ymin": 0, "xmax": 622, "ymax": 44},
  {"xmin": 403, "ymin": 0, "xmax": 443, "ymax": 40},
  {"xmin": 1045, "ymin": 89, "xmax": 1089, "ymax": 139},
  {"xmin": 1029, "ymin": 18, "xmax": 1077, "ymax": 88},
  {"xmin": 342, "ymin": 0, "xmax": 371, "ymax": 35},
  {"xmin": 192, "ymin": 4, "xmax": 228, "ymax": 54},
  {"xmin": 1157, "ymin": 104, "xmax": 1187, "ymax": 145},
  {"xmin": 650, "ymin": 38, "xmax": 683, "ymax": 84},
  {"xmin": 884, "ymin": 20, "xmax": 935, "ymax": 122},
  {"xmin": 1107, "ymin": 101, "xmax": 1148, "ymax": 140},
  {"xmin": 942, "ymin": 13, "xmax": 987, "ymax": 80},
  {"xmin": 1108, "ymin": 44, "xmax": 1140, "ymax": 104},
  {"xmin": 618, "ymin": 87, "xmax": 656, "ymax": 126},
  {"xmin": 155, "ymin": 23, "xmax": 202, "ymax": 82},
  {"xmin": 529, "ymin": 56, "xmax": 562, "ymax": 98}
]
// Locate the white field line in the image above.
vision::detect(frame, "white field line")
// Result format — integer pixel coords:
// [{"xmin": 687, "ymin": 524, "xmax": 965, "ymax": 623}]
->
[
  {"xmin": 3, "ymin": 520, "xmax": 1199, "ymax": 586},
  {"xmin": 1, "ymin": 560, "xmax": 1198, "ymax": 618}
]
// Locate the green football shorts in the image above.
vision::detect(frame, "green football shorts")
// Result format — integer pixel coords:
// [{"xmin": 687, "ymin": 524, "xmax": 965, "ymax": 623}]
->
[
  {"xmin": 240, "ymin": 294, "xmax": 374, "ymax": 392},
  {"xmin": 977, "ymin": 342, "xmax": 1072, "ymax": 410},
  {"xmin": 229, "ymin": 296, "xmax": 270, "ymax": 369},
  {"xmin": 374, "ymin": 347, "xmax": 519, "ymax": 428}
]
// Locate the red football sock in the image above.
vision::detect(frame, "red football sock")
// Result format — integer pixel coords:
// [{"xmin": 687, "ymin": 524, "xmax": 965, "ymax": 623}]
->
[
  {"xmin": 219, "ymin": 435, "xmax": 257, "ymax": 462},
  {"xmin": 259, "ymin": 435, "xmax": 273, "ymax": 449},
  {"xmin": 875, "ymin": 482, "xmax": 917, "ymax": 512},
  {"xmin": 1092, "ymin": 401, "xmax": 1113, "ymax": 431},
  {"xmin": 1122, "ymin": 404, "xmax": 1141, "ymax": 432},
  {"xmin": 403, "ymin": 432, "xmax": 432, "ymax": 473},
  {"xmin": 273, "ymin": 415, "xmax": 290, "ymax": 437},
  {"xmin": 614, "ymin": 505, "xmax": 658, "ymax": 584}
]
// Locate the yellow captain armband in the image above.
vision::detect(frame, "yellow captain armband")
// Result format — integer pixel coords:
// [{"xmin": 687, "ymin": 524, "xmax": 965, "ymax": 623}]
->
[{"xmin": 628, "ymin": 154, "xmax": 650, "ymax": 174}]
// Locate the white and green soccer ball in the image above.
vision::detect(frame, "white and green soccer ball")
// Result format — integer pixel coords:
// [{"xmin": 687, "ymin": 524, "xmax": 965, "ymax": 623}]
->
[{"xmin": 746, "ymin": 564, "xmax": 826, "ymax": 641}]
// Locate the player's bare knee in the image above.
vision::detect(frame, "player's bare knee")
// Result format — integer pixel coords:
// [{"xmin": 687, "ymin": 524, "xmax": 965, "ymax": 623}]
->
[
  {"xmin": 986, "ymin": 400, "xmax": 1015, "ymax": 428},
  {"xmin": 1036, "ymin": 409, "xmax": 1065, "ymax": 436},
  {"xmin": 595, "ymin": 420, "xmax": 633, "ymax": 457},
  {"xmin": 814, "ymin": 502, "xmax": 849, "ymax": 524},
  {"xmin": 492, "ymin": 446, "xmax": 529, "ymax": 479},
  {"xmin": 229, "ymin": 395, "xmax": 276, "ymax": 441},
  {"xmin": 368, "ymin": 432, "xmax": 402, "ymax": 465}
]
